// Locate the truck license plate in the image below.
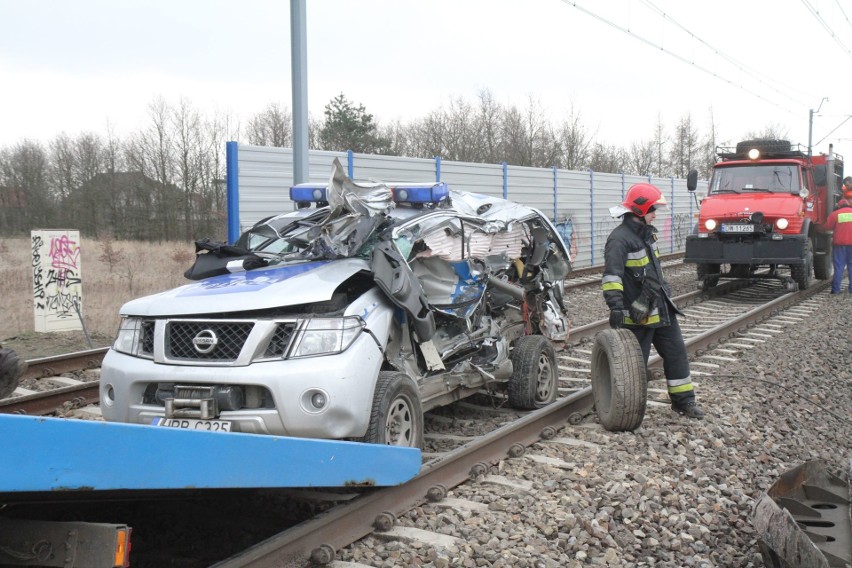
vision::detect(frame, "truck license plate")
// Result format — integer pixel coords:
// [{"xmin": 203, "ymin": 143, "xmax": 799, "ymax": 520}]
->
[
  {"xmin": 721, "ymin": 224, "xmax": 754, "ymax": 233},
  {"xmin": 153, "ymin": 418, "xmax": 232, "ymax": 432}
]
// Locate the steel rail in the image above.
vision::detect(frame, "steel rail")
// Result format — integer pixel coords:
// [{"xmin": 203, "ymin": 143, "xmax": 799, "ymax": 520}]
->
[
  {"xmin": 214, "ymin": 279, "xmax": 828, "ymax": 567},
  {"xmin": 212, "ymin": 388, "xmax": 596, "ymax": 568}
]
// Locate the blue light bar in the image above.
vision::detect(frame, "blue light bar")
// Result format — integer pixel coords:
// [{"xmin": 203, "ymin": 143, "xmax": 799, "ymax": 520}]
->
[
  {"xmin": 290, "ymin": 183, "xmax": 327, "ymax": 202},
  {"xmin": 390, "ymin": 182, "xmax": 449, "ymax": 204}
]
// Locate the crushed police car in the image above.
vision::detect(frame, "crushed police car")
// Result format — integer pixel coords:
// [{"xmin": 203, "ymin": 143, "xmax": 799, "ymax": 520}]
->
[{"xmin": 99, "ymin": 159, "xmax": 571, "ymax": 448}]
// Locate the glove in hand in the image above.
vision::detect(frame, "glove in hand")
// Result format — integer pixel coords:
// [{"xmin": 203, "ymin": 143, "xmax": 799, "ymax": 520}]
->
[{"xmin": 609, "ymin": 309, "xmax": 628, "ymax": 329}]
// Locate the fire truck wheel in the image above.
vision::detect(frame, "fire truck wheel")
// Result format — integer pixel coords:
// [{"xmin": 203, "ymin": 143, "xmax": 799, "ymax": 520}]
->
[
  {"xmin": 813, "ymin": 237, "xmax": 833, "ymax": 280},
  {"xmin": 791, "ymin": 244, "xmax": 813, "ymax": 291},
  {"xmin": 590, "ymin": 329, "xmax": 647, "ymax": 432},
  {"xmin": 696, "ymin": 263, "xmax": 720, "ymax": 290}
]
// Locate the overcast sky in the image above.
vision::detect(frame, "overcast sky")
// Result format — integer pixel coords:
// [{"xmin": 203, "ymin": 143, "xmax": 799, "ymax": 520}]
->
[{"xmin": 2, "ymin": 0, "xmax": 851, "ymax": 158}]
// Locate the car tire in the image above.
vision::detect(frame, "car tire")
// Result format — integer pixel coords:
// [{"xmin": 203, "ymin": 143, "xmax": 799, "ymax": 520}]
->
[
  {"xmin": 0, "ymin": 348, "xmax": 26, "ymax": 399},
  {"xmin": 590, "ymin": 329, "xmax": 647, "ymax": 432},
  {"xmin": 508, "ymin": 335, "xmax": 558, "ymax": 410},
  {"xmin": 362, "ymin": 371, "xmax": 423, "ymax": 448}
]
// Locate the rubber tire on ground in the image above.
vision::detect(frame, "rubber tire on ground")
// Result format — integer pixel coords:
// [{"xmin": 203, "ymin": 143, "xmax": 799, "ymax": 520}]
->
[
  {"xmin": 508, "ymin": 335, "xmax": 559, "ymax": 410},
  {"xmin": 361, "ymin": 371, "xmax": 424, "ymax": 448},
  {"xmin": 696, "ymin": 263, "xmax": 720, "ymax": 291},
  {"xmin": 0, "ymin": 348, "xmax": 26, "ymax": 399},
  {"xmin": 590, "ymin": 329, "xmax": 647, "ymax": 432},
  {"xmin": 791, "ymin": 242, "xmax": 813, "ymax": 291},
  {"xmin": 813, "ymin": 236, "xmax": 833, "ymax": 280}
]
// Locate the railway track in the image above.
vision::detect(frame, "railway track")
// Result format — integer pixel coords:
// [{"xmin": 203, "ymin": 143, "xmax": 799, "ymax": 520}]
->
[
  {"xmin": 0, "ymin": 266, "xmax": 833, "ymax": 567},
  {"xmin": 211, "ymin": 277, "xmax": 829, "ymax": 567}
]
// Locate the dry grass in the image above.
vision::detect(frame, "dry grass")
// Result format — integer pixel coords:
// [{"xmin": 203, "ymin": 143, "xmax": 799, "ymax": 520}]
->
[{"xmin": 0, "ymin": 237, "xmax": 195, "ymax": 341}]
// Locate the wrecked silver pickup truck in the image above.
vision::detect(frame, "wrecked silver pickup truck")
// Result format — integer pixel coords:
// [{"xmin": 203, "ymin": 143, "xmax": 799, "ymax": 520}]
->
[{"xmin": 99, "ymin": 159, "xmax": 571, "ymax": 448}]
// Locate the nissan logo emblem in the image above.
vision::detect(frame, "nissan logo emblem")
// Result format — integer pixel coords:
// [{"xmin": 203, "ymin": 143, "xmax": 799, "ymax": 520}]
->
[{"xmin": 192, "ymin": 329, "xmax": 219, "ymax": 354}]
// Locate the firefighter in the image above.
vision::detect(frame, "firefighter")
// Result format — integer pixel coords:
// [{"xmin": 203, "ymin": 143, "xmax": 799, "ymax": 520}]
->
[
  {"xmin": 826, "ymin": 197, "xmax": 852, "ymax": 295},
  {"xmin": 843, "ymin": 176, "xmax": 852, "ymax": 201},
  {"xmin": 0, "ymin": 344, "xmax": 26, "ymax": 399},
  {"xmin": 602, "ymin": 183, "xmax": 705, "ymax": 419}
]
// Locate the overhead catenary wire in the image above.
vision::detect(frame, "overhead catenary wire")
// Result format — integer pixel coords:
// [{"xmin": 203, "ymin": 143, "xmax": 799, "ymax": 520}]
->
[
  {"xmin": 638, "ymin": 0, "xmax": 814, "ymax": 106},
  {"xmin": 560, "ymin": 1, "xmax": 799, "ymax": 117},
  {"xmin": 815, "ymin": 115, "xmax": 852, "ymax": 146},
  {"xmin": 833, "ymin": 0, "xmax": 852, "ymax": 30},
  {"xmin": 799, "ymin": 0, "xmax": 852, "ymax": 61}
]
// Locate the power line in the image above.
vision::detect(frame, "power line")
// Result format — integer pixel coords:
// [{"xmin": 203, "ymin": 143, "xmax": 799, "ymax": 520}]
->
[
  {"xmin": 638, "ymin": 0, "xmax": 813, "ymax": 106},
  {"xmin": 560, "ymin": 1, "xmax": 799, "ymax": 116},
  {"xmin": 799, "ymin": 0, "xmax": 852, "ymax": 60},
  {"xmin": 815, "ymin": 115, "xmax": 852, "ymax": 145},
  {"xmin": 834, "ymin": 0, "xmax": 852, "ymax": 30}
]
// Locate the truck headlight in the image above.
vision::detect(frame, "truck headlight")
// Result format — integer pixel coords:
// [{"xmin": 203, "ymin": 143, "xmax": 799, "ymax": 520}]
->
[
  {"xmin": 114, "ymin": 317, "xmax": 144, "ymax": 356},
  {"xmin": 704, "ymin": 219, "xmax": 717, "ymax": 231},
  {"xmin": 291, "ymin": 317, "xmax": 363, "ymax": 358},
  {"xmin": 775, "ymin": 218, "xmax": 789, "ymax": 230}
]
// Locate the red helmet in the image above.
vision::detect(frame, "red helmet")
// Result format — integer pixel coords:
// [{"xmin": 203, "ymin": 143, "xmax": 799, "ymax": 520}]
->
[{"xmin": 622, "ymin": 183, "xmax": 667, "ymax": 217}]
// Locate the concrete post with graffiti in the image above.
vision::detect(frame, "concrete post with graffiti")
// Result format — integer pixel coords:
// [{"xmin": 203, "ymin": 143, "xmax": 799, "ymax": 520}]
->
[{"xmin": 31, "ymin": 230, "xmax": 83, "ymax": 332}]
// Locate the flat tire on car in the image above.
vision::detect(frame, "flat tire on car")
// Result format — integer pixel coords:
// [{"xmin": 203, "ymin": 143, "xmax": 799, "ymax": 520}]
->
[
  {"xmin": 508, "ymin": 335, "xmax": 558, "ymax": 410},
  {"xmin": 590, "ymin": 329, "xmax": 647, "ymax": 432},
  {"xmin": 362, "ymin": 371, "xmax": 423, "ymax": 448}
]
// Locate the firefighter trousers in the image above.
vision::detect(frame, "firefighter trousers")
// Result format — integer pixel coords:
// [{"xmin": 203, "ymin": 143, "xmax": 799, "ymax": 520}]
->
[{"xmin": 626, "ymin": 306, "xmax": 696, "ymax": 407}]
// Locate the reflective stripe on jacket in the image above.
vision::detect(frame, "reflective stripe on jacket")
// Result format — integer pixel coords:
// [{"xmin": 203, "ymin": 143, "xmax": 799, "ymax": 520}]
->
[
  {"xmin": 826, "ymin": 205, "xmax": 852, "ymax": 246},
  {"xmin": 602, "ymin": 215, "xmax": 681, "ymax": 328}
]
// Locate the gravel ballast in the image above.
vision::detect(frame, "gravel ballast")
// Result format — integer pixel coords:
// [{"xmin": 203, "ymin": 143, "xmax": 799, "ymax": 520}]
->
[{"xmin": 340, "ymin": 274, "xmax": 852, "ymax": 567}]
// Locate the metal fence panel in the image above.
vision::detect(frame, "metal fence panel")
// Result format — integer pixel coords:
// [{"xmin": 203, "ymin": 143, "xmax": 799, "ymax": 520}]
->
[{"xmin": 231, "ymin": 143, "xmax": 704, "ymax": 268}]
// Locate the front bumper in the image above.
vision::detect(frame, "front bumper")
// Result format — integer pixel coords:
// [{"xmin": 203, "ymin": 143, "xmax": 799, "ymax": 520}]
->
[
  {"xmin": 99, "ymin": 332, "xmax": 383, "ymax": 439},
  {"xmin": 684, "ymin": 234, "xmax": 807, "ymax": 265}
]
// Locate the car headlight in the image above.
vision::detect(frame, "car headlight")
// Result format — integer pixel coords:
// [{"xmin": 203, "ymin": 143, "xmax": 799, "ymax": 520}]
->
[
  {"xmin": 291, "ymin": 317, "xmax": 363, "ymax": 358},
  {"xmin": 704, "ymin": 219, "xmax": 717, "ymax": 231},
  {"xmin": 114, "ymin": 317, "xmax": 144, "ymax": 356},
  {"xmin": 775, "ymin": 218, "xmax": 789, "ymax": 230}
]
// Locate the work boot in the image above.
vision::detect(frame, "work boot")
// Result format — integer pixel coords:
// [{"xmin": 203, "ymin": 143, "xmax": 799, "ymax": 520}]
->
[{"xmin": 672, "ymin": 401, "xmax": 705, "ymax": 419}]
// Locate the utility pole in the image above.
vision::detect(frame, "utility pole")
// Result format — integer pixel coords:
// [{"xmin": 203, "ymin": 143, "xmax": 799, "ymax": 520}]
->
[
  {"xmin": 808, "ymin": 97, "xmax": 828, "ymax": 156},
  {"xmin": 291, "ymin": 0, "xmax": 309, "ymax": 185}
]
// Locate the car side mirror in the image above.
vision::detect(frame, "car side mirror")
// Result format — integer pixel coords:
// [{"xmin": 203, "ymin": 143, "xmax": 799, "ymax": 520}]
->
[{"xmin": 687, "ymin": 169, "xmax": 698, "ymax": 193}]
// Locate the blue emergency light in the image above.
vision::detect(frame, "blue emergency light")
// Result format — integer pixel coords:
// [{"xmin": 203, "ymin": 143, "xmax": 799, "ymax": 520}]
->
[
  {"xmin": 289, "ymin": 183, "xmax": 327, "ymax": 202},
  {"xmin": 389, "ymin": 182, "xmax": 449, "ymax": 204}
]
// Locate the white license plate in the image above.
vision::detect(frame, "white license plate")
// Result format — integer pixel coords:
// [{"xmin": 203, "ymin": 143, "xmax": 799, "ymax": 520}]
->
[
  {"xmin": 721, "ymin": 224, "xmax": 754, "ymax": 233},
  {"xmin": 153, "ymin": 418, "xmax": 232, "ymax": 432}
]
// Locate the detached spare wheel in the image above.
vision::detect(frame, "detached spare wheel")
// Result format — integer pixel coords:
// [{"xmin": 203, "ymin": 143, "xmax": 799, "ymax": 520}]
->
[{"xmin": 590, "ymin": 329, "xmax": 647, "ymax": 431}]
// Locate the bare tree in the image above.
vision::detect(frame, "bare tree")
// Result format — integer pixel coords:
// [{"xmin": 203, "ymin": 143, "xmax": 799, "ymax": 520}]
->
[
  {"xmin": 652, "ymin": 114, "xmax": 668, "ymax": 176},
  {"xmin": 669, "ymin": 113, "xmax": 701, "ymax": 178},
  {"xmin": 587, "ymin": 142, "xmax": 628, "ymax": 174},
  {"xmin": 172, "ymin": 98, "xmax": 204, "ymax": 240},
  {"xmin": 627, "ymin": 139, "xmax": 655, "ymax": 176},
  {"xmin": 246, "ymin": 102, "xmax": 292, "ymax": 147},
  {"xmin": 475, "ymin": 90, "xmax": 503, "ymax": 163},
  {"xmin": 556, "ymin": 102, "xmax": 591, "ymax": 170}
]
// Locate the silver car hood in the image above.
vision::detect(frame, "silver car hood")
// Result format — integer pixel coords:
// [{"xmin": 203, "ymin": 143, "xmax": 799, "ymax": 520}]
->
[{"xmin": 120, "ymin": 258, "xmax": 369, "ymax": 317}]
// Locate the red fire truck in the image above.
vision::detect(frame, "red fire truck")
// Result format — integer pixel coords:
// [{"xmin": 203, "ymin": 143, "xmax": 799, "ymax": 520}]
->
[{"xmin": 685, "ymin": 139, "xmax": 845, "ymax": 290}]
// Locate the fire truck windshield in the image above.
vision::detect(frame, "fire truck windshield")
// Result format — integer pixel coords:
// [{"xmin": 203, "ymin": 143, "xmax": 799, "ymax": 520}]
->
[{"xmin": 710, "ymin": 165, "xmax": 800, "ymax": 194}]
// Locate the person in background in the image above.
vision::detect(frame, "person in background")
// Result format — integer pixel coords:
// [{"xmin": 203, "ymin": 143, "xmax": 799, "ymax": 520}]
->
[
  {"xmin": 0, "ymin": 345, "xmax": 26, "ymax": 399},
  {"xmin": 602, "ymin": 183, "xmax": 705, "ymax": 419},
  {"xmin": 825, "ymin": 197, "xmax": 852, "ymax": 295}
]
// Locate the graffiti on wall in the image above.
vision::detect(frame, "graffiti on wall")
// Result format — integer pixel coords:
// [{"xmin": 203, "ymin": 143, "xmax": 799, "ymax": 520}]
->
[{"xmin": 32, "ymin": 230, "xmax": 83, "ymax": 332}]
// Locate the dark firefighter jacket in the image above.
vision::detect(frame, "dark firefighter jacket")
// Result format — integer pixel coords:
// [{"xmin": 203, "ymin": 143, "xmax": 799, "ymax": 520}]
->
[{"xmin": 601, "ymin": 215, "xmax": 682, "ymax": 327}]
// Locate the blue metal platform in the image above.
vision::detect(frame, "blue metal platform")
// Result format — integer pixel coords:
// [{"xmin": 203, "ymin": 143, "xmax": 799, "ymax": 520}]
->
[{"xmin": 0, "ymin": 414, "xmax": 421, "ymax": 493}]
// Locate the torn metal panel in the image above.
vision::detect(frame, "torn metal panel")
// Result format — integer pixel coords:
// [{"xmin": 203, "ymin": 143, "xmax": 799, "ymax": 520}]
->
[{"xmin": 753, "ymin": 459, "xmax": 850, "ymax": 568}]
